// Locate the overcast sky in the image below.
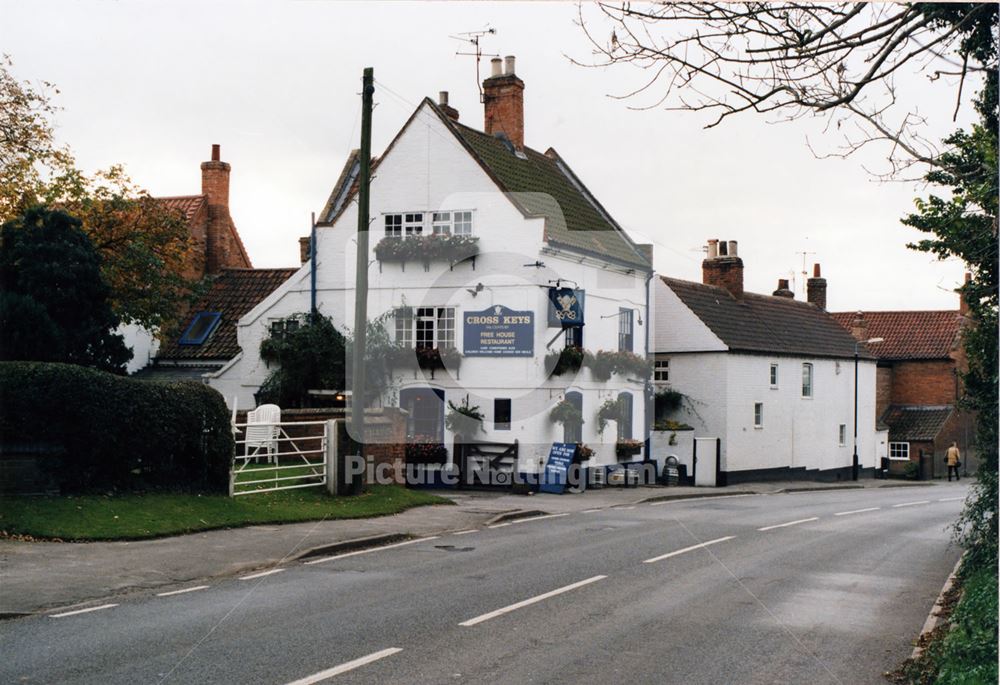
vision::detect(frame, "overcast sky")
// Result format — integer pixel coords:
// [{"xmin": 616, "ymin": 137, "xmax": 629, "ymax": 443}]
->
[{"xmin": 2, "ymin": 1, "xmax": 974, "ymax": 312}]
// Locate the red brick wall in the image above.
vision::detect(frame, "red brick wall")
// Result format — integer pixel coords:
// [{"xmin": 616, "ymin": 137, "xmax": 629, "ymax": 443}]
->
[
  {"xmin": 201, "ymin": 159, "xmax": 251, "ymax": 274},
  {"xmin": 702, "ymin": 257, "xmax": 744, "ymax": 299},
  {"xmin": 890, "ymin": 360, "xmax": 957, "ymax": 405},
  {"xmin": 876, "ymin": 365, "xmax": 893, "ymax": 419}
]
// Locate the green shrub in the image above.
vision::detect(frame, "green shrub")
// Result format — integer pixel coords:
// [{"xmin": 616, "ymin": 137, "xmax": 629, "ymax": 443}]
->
[{"xmin": 0, "ymin": 361, "xmax": 234, "ymax": 493}]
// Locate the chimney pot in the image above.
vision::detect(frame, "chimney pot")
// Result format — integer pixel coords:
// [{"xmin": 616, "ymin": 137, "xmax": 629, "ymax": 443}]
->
[
  {"xmin": 702, "ymin": 237, "xmax": 744, "ymax": 299},
  {"xmin": 490, "ymin": 58, "xmax": 502, "ymax": 77},
  {"xmin": 728, "ymin": 240, "xmax": 738, "ymax": 257},
  {"xmin": 504, "ymin": 55, "xmax": 516, "ymax": 75},
  {"xmin": 813, "ymin": 263, "xmax": 822, "ymax": 278},
  {"xmin": 438, "ymin": 91, "xmax": 449, "ymax": 106},
  {"xmin": 718, "ymin": 240, "xmax": 728, "ymax": 256},
  {"xmin": 707, "ymin": 239, "xmax": 718, "ymax": 258},
  {"xmin": 773, "ymin": 278, "xmax": 794, "ymax": 298},
  {"xmin": 211, "ymin": 144, "xmax": 220, "ymax": 162}
]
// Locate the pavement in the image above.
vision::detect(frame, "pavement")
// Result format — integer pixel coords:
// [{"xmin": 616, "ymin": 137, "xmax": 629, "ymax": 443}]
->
[
  {"xmin": 0, "ymin": 478, "xmax": 944, "ymax": 617},
  {"xmin": 0, "ymin": 482, "xmax": 968, "ymax": 684}
]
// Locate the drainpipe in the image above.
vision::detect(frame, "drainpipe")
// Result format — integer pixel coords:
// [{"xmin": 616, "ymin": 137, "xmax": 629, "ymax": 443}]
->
[
  {"xmin": 644, "ymin": 269, "xmax": 653, "ymax": 462},
  {"xmin": 310, "ymin": 213, "xmax": 317, "ymax": 319}
]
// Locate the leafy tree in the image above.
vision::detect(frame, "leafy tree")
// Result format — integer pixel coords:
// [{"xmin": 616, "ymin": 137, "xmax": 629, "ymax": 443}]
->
[
  {"xmin": 904, "ymin": 74, "xmax": 998, "ymax": 570},
  {"xmin": 1, "ymin": 57, "xmax": 197, "ymax": 332},
  {"xmin": 258, "ymin": 314, "xmax": 347, "ymax": 408},
  {"xmin": 0, "ymin": 206, "xmax": 131, "ymax": 373}
]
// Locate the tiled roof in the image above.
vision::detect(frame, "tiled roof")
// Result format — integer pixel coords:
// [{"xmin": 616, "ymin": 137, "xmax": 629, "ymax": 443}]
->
[
  {"xmin": 662, "ymin": 277, "xmax": 872, "ymax": 359},
  {"xmin": 318, "ymin": 99, "xmax": 650, "ymax": 270},
  {"xmin": 449, "ymin": 118, "xmax": 650, "ymax": 269},
  {"xmin": 157, "ymin": 268, "xmax": 297, "ymax": 361},
  {"xmin": 157, "ymin": 195, "xmax": 206, "ymax": 223},
  {"xmin": 882, "ymin": 405, "xmax": 954, "ymax": 442},
  {"xmin": 829, "ymin": 310, "xmax": 962, "ymax": 360}
]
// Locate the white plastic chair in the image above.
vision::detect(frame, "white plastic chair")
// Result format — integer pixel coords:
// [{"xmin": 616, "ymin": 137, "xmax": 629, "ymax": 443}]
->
[{"xmin": 244, "ymin": 404, "xmax": 281, "ymax": 464}]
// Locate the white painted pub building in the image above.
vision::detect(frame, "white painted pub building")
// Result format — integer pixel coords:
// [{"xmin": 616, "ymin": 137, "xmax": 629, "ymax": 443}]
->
[{"xmin": 210, "ymin": 57, "xmax": 653, "ymax": 478}]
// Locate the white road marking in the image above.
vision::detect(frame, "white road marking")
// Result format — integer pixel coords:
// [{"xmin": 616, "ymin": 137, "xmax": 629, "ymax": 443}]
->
[
  {"xmin": 581, "ymin": 508, "xmax": 602, "ymax": 513},
  {"xmin": 893, "ymin": 500, "xmax": 931, "ymax": 508},
  {"xmin": 156, "ymin": 585, "xmax": 209, "ymax": 597},
  {"xmin": 648, "ymin": 494, "xmax": 754, "ymax": 506},
  {"xmin": 50, "ymin": 603, "xmax": 119, "ymax": 618},
  {"xmin": 615, "ymin": 506, "xmax": 636, "ymax": 510},
  {"xmin": 488, "ymin": 513, "xmax": 568, "ymax": 529},
  {"xmin": 939, "ymin": 497, "xmax": 964, "ymax": 502},
  {"xmin": 643, "ymin": 536, "xmax": 735, "ymax": 563},
  {"xmin": 239, "ymin": 568, "xmax": 285, "ymax": 580},
  {"xmin": 303, "ymin": 536, "xmax": 440, "ymax": 565},
  {"xmin": 285, "ymin": 647, "xmax": 403, "ymax": 684},
  {"xmin": 758, "ymin": 517, "xmax": 819, "ymax": 531},
  {"xmin": 834, "ymin": 507, "xmax": 881, "ymax": 516},
  {"xmin": 452, "ymin": 530, "xmax": 478, "ymax": 536},
  {"xmin": 459, "ymin": 575, "xmax": 607, "ymax": 627}
]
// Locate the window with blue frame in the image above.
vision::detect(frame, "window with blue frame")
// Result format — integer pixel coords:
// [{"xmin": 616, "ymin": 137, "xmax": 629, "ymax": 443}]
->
[
  {"xmin": 178, "ymin": 312, "xmax": 222, "ymax": 346},
  {"xmin": 618, "ymin": 308, "xmax": 634, "ymax": 352}
]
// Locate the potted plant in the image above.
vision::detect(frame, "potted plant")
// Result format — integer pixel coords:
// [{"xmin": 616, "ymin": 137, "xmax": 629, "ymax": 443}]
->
[{"xmin": 575, "ymin": 443, "xmax": 595, "ymax": 460}]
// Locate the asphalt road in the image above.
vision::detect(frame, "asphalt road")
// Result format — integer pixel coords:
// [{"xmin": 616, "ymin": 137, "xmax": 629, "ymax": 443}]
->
[{"xmin": 1, "ymin": 483, "xmax": 967, "ymax": 684}]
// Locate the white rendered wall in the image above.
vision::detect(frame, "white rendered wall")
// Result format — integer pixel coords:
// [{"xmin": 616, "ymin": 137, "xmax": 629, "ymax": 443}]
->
[
  {"xmin": 211, "ymin": 101, "xmax": 649, "ymax": 469},
  {"xmin": 120, "ymin": 323, "xmax": 159, "ymax": 374}
]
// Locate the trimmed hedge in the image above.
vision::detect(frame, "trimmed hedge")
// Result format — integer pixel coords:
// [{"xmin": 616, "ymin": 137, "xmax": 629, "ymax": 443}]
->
[{"xmin": 0, "ymin": 362, "xmax": 234, "ymax": 493}]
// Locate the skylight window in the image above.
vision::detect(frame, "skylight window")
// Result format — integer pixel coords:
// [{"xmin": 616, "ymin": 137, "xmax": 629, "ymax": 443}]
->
[{"xmin": 178, "ymin": 312, "xmax": 222, "ymax": 346}]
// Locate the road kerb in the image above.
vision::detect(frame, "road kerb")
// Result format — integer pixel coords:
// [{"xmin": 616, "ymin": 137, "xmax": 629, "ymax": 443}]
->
[{"xmin": 911, "ymin": 556, "xmax": 963, "ymax": 659}]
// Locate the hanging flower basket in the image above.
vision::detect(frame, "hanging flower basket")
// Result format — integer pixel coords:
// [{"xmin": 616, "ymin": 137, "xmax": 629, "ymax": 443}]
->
[{"xmin": 549, "ymin": 399, "xmax": 584, "ymax": 426}]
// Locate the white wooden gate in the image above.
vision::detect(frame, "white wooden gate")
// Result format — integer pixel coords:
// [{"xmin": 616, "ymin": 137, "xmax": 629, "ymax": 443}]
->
[{"xmin": 230, "ymin": 420, "xmax": 329, "ymax": 496}]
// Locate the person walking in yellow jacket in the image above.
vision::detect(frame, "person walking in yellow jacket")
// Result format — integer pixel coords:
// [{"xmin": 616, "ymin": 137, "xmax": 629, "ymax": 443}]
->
[{"xmin": 946, "ymin": 442, "xmax": 962, "ymax": 482}]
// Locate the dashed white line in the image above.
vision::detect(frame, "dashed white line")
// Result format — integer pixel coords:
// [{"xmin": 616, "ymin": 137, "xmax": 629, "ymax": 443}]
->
[
  {"xmin": 834, "ymin": 507, "xmax": 881, "ymax": 517},
  {"xmin": 452, "ymin": 529, "xmax": 478, "ymax": 536},
  {"xmin": 156, "ymin": 585, "xmax": 209, "ymax": 597},
  {"xmin": 284, "ymin": 647, "xmax": 403, "ymax": 684},
  {"xmin": 643, "ymin": 536, "xmax": 736, "ymax": 563},
  {"xmin": 459, "ymin": 575, "xmax": 606, "ymax": 627},
  {"xmin": 615, "ymin": 506, "xmax": 636, "ymax": 510},
  {"xmin": 939, "ymin": 497, "xmax": 964, "ymax": 502},
  {"xmin": 239, "ymin": 568, "xmax": 285, "ymax": 580},
  {"xmin": 758, "ymin": 517, "xmax": 819, "ymax": 531},
  {"xmin": 893, "ymin": 500, "xmax": 931, "ymax": 508},
  {"xmin": 50, "ymin": 603, "xmax": 119, "ymax": 618},
  {"xmin": 303, "ymin": 536, "xmax": 440, "ymax": 565},
  {"xmin": 581, "ymin": 508, "xmax": 602, "ymax": 513},
  {"xmin": 488, "ymin": 513, "xmax": 568, "ymax": 529}
]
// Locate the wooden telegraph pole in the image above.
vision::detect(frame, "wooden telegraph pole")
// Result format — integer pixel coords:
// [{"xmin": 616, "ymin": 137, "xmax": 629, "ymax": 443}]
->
[{"xmin": 349, "ymin": 67, "xmax": 374, "ymax": 495}]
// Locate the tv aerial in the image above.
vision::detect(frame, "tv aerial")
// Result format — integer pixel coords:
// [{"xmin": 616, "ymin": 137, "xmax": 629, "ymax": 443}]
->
[{"xmin": 450, "ymin": 27, "xmax": 498, "ymax": 103}]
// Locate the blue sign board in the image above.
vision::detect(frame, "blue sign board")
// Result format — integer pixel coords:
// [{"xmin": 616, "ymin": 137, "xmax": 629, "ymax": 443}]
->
[
  {"xmin": 463, "ymin": 305, "xmax": 534, "ymax": 357},
  {"xmin": 539, "ymin": 442, "xmax": 577, "ymax": 494},
  {"xmin": 547, "ymin": 288, "xmax": 585, "ymax": 327}
]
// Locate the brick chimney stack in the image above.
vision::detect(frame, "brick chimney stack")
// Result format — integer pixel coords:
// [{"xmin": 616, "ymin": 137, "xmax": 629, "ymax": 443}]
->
[
  {"xmin": 772, "ymin": 278, "xmax": 794, "ymax": 298},
  {"xmin": 959, "ymin": 272, "xmax": 971, "ymax": 316},
  {"xmin": 438, "ymin": 91, "xmax": 460, "ymax": 122},
  {"xmin": 850, "ymin": 310, "xmax": 868, "ymax": 340},
  {"xmin": 199, "ymin": 144, "xmax": 245, "ymax": 274},
  {"xmin": 702, "ymin": 238, "xmax": 744, "ymax": 299},
  {"xmin": 483, "ymin": 55, "xmax": 525, "ymax": 149},
  {"xmin": 806, "ymin": 263, "xmax": 827, "ymax": 310}
]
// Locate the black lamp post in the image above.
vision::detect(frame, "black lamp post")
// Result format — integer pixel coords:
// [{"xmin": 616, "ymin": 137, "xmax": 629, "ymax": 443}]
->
[{"xmin": 853, "ymin": 337, "xmax": 884, "ymax": 480}]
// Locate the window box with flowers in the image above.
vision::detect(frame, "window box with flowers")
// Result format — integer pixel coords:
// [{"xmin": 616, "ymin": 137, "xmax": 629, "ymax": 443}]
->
[
  {"xmin": 587, "ymin": 350, "xmax": 652, "ymax": 381},
  {"xmin": 405, "ymin": 439, "xmax": 448, "ymax": 465},
  {"xmin": 388, "ymin": 346, "xmax": 462, "ymax": 373},
  {"xmin": 546, "ymin": 345, "xmax": 588, "ymax": 377},
  {"xmin": 374, "ymin": 234, "xmax": 480, "ymax": 269},
  {"xmin": 615, "ymin": 439, "xmax": 644, "ymax": 459}
]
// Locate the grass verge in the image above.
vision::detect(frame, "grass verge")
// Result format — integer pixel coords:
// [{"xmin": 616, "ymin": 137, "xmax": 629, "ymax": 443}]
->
[
  {"xmin": 886, "ymin": 560, "xmax": 998, "ymax": 684},
  {"xmin": 0, "ymin": 486, "xmax": 451, "ymax": 541}
]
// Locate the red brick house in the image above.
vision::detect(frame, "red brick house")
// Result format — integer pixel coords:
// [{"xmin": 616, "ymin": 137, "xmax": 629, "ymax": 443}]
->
[
  {"xmin": 131, "ymin": 146, "xmax": 296, "ymax": 380},
  {"xmin": 832, "ymin": 292, "xmax": 975, "ymax": 477}
]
